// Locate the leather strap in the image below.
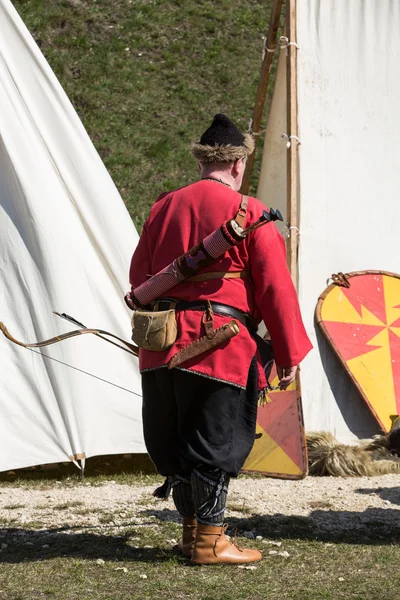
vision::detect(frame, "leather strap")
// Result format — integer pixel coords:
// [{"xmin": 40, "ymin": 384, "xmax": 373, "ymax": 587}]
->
[
  {"xmin": 235, "ymin": 195, "xmax": 248, "ymax": 228},
  {"xmin": 187, "ymin": 270, "xmax": 250, "ymax": 282},
  {"xmin": 153, "ymin": 300, "xmax": 176, "ymax": 311},
  {"xmin": 202, "ymin": 301, "xmax": 216, "ymax": 339},
  {"xmin": 154, "ymin": 300, "xmax": 258, "ymax": 332}
]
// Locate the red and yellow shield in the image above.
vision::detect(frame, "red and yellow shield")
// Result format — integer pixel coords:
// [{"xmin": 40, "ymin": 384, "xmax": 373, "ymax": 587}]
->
[
  {"xmin": 242, "ymin": 363, "xmax": 307, "ymax": 479},
  {"xmin": 316, "ymin": 271, "xmax": 400, "ymax": 432}
]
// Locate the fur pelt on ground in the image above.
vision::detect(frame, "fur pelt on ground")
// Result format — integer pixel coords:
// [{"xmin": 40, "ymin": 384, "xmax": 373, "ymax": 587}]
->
[{"xmin": 307, "ymin": 430, "xmax": 400, "ymax": 477}]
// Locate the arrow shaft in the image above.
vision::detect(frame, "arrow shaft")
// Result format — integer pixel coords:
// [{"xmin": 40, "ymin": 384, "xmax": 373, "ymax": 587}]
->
[{"xmin": 54, "ymin": 312, "xmax": 137, "ymax": 356}]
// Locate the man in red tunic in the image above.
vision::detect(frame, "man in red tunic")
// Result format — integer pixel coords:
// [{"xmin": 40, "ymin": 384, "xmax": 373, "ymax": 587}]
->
[{"xmin": 129, "ymin": 114, "xmax": 312, "ymax": 564}]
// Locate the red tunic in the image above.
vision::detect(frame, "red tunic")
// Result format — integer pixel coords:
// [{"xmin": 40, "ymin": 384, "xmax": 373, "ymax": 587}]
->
[{"xmin": 129, "ymin": 180, "xmax": 312, "ymax": 390}]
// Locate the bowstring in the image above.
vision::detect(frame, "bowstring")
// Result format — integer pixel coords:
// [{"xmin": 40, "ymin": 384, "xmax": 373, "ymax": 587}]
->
[{"xmin": 28, "ymin": 348, "xmax": 142, "ymax": 398}]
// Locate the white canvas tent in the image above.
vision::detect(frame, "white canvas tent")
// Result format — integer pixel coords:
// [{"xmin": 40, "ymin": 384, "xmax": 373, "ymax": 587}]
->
[
  {"xmin": 0, "ymin": 0, "xmax": 145, "ymax": 472},
  {"xmin": 255, "ymin": 0, "xmax": 400, "ymax": 442},
  {"xmin": 3, "ymin": 0, "xmax": 399, "ymax": 474}
]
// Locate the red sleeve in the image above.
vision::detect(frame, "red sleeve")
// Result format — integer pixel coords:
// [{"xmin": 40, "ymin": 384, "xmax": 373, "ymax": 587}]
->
[
  {"xmin": 248, "ymin": 223, "xmax": 312, "ymax": 367},
  {"xmin": 129, "ymin": 220, "xmax": 152, "ymax": 290}
]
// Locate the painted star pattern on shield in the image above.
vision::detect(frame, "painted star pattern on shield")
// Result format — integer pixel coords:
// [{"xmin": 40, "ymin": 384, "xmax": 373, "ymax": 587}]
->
[
  {"xmin": 243, "ymin": 363, "xmax": 306, "ymax": 478},
  {"xmin": 320, "ymin": 273, "xmax": 400, "ymax": 432}
]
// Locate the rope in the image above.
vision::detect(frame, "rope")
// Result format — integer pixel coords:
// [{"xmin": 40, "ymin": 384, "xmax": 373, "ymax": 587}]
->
[
  {"xmin": 281, "ymin": 133, "xmax": 302, "ymax": 149},
  {"xmin": 247, "ymin": 118, "xmax": 265, "ymax": 138},
  {"xmin": 263, "ymin": 36, "xmax": 301, "ymax": 56},
  {"xmin": 284, "ymin": 225, "xmax": 300, "ymax": 239},
  {"xmin": 279, "ymin": 36, "xmax": 301, "ymax": 51}
]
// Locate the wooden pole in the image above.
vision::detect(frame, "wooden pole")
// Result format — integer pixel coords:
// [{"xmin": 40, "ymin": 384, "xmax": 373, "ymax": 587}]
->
[
  {"xmin": 286, "ymin": 0, "xmax": 299, "ymax": 288},
  {"xmin": 241, "ymin": 0, "xmax": 284, "ymax": 195}
]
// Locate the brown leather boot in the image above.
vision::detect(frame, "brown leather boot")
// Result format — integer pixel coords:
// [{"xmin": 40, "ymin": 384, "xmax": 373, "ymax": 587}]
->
[
  {"xmin": 191, "ymin": 524, "xmax": 262, "ymax": 565},
  {"xmin": 177, "ymin": 517, "xmax": 197, "ymax": 557}
]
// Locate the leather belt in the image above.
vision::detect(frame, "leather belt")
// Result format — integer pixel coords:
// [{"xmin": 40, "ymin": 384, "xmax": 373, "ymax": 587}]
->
[
  {"xmin": 155, "ymin": 299, "xmax": 258, "ymax": 333},
  {"xmin": 187, "ymin": 270, "xmax": 250, "ymax": 282}
]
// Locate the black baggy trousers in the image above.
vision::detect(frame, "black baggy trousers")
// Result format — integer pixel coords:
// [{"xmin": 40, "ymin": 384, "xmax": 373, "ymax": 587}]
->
[{"xmin": 141, "ymin": 357, "xmax": 258, "ymax": 478}]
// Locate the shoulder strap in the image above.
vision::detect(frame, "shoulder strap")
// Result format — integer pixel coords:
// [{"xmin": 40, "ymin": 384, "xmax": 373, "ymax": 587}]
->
[{"xmin": 235, "ymin": 195, "xmax": 248, "ymax": 228}]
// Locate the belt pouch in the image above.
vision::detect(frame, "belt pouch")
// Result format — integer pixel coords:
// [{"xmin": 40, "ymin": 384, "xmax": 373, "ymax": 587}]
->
[{"xmin": 131, "ymin": 309, "xmax": 177, "ymax": 351}]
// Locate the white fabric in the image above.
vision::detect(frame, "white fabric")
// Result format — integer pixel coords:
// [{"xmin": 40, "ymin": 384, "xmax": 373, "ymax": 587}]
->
[
  {"xmin": 257, "ymin": 50, "xmax": 287, "ymax": 237},
  {"xmin": 0, "ymin": 0, "xmax": 145, "ymax": 471},
  {"xmin": 256, "ymin": 50, "xmax": 287, "ymax": 340},
  {"xmin": 259, "ymin": 0, "xmax": 400, "ymax": 441},
  {"xmin": 297, "ymin": 0, "xmax": 400, "ymax": 441}
]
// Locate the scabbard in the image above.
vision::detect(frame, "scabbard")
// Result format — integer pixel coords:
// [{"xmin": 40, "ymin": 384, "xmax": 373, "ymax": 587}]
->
[{"xmin": 168, "ymin": 320, "xmax": 240, "ymax": 369}]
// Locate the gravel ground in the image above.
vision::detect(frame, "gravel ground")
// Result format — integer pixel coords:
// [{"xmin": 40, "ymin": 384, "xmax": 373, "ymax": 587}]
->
[{"xmin": 0, "ymin": 475, "xmax": 399, "ymax": 535}]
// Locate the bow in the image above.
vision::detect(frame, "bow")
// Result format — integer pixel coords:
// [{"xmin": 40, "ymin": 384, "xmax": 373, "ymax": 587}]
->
[{"xmin": 0, "ymin": 315, "xmax": 139, "ymax": 357}]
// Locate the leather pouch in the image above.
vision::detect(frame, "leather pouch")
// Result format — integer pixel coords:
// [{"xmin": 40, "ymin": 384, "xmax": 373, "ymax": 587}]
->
[{"xmin": 131, "ymin": 309, "xmax": 177, "ymax": 351}]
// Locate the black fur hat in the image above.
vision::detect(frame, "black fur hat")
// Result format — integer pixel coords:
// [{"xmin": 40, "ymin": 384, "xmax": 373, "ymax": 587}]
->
[{"xmin": 192, "ymin": 114, "xmax": 254, "ymax": 163}]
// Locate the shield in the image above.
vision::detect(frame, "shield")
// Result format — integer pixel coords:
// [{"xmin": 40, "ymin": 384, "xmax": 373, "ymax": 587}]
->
[
  {"xmin": 316, "ymin": 271, "xmax": 400, "ymax": 432},
  {"xmin": 242, "ymin": 362, "xmax": 308, "ymax": 479}
]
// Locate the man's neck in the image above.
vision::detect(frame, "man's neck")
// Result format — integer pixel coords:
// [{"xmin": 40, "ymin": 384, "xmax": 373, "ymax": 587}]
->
[{"xmin": 200, "ymin": 166, "xmax": 236, "ymax": 190}]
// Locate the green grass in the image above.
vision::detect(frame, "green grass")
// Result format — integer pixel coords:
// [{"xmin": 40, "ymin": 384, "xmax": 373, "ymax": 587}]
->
[
  {"xmin": 1, "ymin": 470, "xmax": 400, "ymax": 599},
  {"xmin": 1, "ymin": 496, "xmax": 400, "ymax": 600},
  {"xmin": 227, "ymin": 502, "xmax": 252, "ymax": 515},
  {"xmin": 12, "ymin": 0, "xmax": 281, "ymax": 231},
  {"xmin": 0, "ymin": 472, "xmax": 162, "ymax": 491},
  {"xmin": 53, "ymin": 501, "xmax": 85, "ymax": 510},
  {"xmin": 4, "ymin": 3, "xmax": 399, "ymax": 598},
  {"xmin": 0, "ymin": 453, "xmax": 161, "ymax": 489}
]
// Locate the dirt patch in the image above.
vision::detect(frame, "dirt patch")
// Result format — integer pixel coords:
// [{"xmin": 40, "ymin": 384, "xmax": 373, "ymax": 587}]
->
[{"xmin": 0, "ymin": 474, "xmax": 399, "ymax": 536}]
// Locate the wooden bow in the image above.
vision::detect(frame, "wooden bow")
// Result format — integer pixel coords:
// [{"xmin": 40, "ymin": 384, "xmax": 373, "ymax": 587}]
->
[{"xmin": 0, "ymin": 321, "xmax": 139, "ymax": 356}]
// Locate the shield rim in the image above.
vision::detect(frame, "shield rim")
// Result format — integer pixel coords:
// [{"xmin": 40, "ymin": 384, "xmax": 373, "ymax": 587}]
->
[
  {"xmin": 315, "ymin": 269, "xmax": 400, "ymax": 433},
  {"xmin": 241, "ymin": 371, "xmax": 308, "ymax": 480}
]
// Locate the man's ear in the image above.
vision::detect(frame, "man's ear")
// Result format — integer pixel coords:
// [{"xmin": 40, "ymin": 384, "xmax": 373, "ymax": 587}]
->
[
  {"xmin": 232, "ymin": 159, "xmax": 240, "ymax": 177},
  {"xmin": 232, "ymin": 158, "xmax": 246, "ymax": 177}
]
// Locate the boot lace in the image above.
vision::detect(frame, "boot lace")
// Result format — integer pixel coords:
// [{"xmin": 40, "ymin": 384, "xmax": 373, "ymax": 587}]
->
[
  {"xmin": 212, "ymin": 524, "xmax": 244, "ymax": 556},
  {"xmin": 231, "ymin": 527, "xmax": 244, "ymax": 552}
]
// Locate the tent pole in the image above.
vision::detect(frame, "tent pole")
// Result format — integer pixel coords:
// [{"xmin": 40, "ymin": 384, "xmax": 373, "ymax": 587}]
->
[
  {"xmin": 286, "ymin": 0, "xmax": 299, "ymax": 288},
  {"xmin": 241, "ymin": 0, "xmax": 284, "ymax": 195}
]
